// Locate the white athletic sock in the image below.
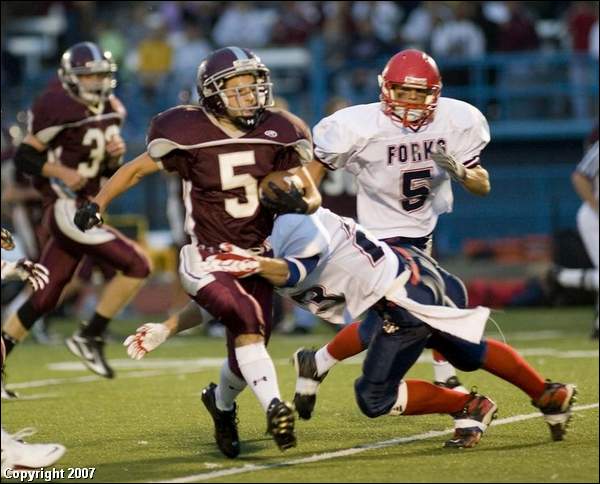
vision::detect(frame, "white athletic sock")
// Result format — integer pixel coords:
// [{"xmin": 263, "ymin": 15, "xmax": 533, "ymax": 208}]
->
[
  {"xmin": 315, "ymin": 346, "xmax": 338, "ymax": 377},
  {"xmin": 433, "ymin": 358, "xmax": 457, "ymax": 383},
  {"xmin": 215, "ymin": 360, "xmax": 247, "ymax": 412},
  {"xmin": 557, "ymin": 268, "xmax": 599, "ymax": 290},
  {"xmin": 235, "ymin": 343, "xmax": 281, "ymax": 412}
]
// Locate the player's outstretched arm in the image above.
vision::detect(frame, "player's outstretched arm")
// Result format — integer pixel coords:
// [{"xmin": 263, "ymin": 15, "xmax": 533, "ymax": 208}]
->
[
  {"xmin": 74, "ymin": 151, "xmax": 161, "ymax": 231},
  {"xmin": 123, "ymin": 301, "xmax": 205, "ymax": 359},
  {"xmin": 94, "ymin": 151, "xmax": 160, "ymax": 211},
  {"xmin": 253, "ymin": 256, "xmax": 291, "ymax": 286}
]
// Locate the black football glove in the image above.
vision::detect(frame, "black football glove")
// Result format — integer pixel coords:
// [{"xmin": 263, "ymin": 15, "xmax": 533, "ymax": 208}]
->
[
  {"xmin": 261, "ymin": 181, "xmax": 309, "ymax": 214},
  {"xmin": 74, "ymin": 201, "xmax": 103, "ymax": 232}
]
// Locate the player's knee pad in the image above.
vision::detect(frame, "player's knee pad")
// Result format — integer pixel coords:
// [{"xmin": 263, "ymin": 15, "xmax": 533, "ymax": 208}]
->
[
  {"xmin": 354, "ymin": 377, "xmax": 399, "ymax": 418},
  {"xmin": 439, "ymin": 267, "xmax": 468, "ymax": 309},
  {"xmin": 428, "ymin": 332, "xmax": 486, "ymax": 371}
]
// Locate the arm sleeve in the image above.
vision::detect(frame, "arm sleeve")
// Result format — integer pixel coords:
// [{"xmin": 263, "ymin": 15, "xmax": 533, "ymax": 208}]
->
[
  {"xmin": 146, "ymin": 114, "xmax": 190, "ymax": 177},
  {"xmin": 313, "ymin": 115, "xmax": 361, "ymax": 171},
  {"xmin": 454, "ymin": 105, "xmax": 490, "ymax": 168},
  {"xmin": 576, "ymin": 142, "xmax": 599, "ymax": 179},
  {"xmin": 270, "ymin": 213, "xmax": 330, "ymax": 260},
  {"xmin": 28, "ymin": 94, "xmax": 64, "ymax": 144}
]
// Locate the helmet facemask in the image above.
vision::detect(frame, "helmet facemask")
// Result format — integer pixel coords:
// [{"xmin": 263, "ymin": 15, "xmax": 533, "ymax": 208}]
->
[
  {"xmin": 379, "ymin": 77, "xmax": 440, "ymax": 130},
  {"xmin": 60, "ymin": 59, "xmax": 117, "ymax": 106},
  {"xmin": 199, "ymin": 59, "xmax": 274, "ymax": 131}
]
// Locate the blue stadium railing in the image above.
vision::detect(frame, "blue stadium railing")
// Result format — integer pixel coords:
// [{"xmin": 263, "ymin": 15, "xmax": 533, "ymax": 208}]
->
[{"xmin": 308, "ymin": 44, "xmax": 598, "ymax": 140}]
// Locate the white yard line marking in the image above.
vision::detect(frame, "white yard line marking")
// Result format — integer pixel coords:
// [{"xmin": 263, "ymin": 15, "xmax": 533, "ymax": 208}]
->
[
  {"xmin": 156, "ymin": 403, "xmax": 599, "ymax": 483},
  {"xmin": 7, "ymin": 367, "xmax": 208, "ymax": 390},
  {"xmin": 45, "ymin": 347, "xmax": 598, "ymax": 374}
]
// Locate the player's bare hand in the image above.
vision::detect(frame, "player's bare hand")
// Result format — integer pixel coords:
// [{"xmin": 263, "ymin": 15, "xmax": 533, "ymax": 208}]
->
[
  {"xmin": 106, "ymin": 134, "xmax": 126, "ymax": 159},
  {"xmin": 124, "ymin": 323, "xmax": 170, "ymax": 360}
]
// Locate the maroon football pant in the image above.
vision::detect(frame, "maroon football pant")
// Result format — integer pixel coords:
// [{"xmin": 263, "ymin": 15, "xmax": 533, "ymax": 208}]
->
[
  {"xmin": 27, "ymin": 206, "xmax": 150, "ymax": 318},
  {"xmin": 191, "ymin": 272, "xmax": 273, "ymax": 378}
]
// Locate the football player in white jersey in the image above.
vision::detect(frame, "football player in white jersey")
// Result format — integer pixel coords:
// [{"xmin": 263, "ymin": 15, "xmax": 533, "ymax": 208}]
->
[
  {"xmin": 553, "ymin": 141, "xmax": 599, "ymax": 339},
  {"xmin": 297, "ymin": 49, "xmax": 492, "ymax": 410},
  {"xmin": 124, "ymin": 206, "xmax": 576, "ymax": 448}
]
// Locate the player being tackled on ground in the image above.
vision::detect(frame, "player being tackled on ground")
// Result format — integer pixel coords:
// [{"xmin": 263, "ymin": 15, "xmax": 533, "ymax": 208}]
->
[
  {"xmin": 73, "ymin": 46, "xmax": 322, "ymax": 457},
  {"xmin": 124, "ymin": 183, "xmax": 576, "ymax": 449}
]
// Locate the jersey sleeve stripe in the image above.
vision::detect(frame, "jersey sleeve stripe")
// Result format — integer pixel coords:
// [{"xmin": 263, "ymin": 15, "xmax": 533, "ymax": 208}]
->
[
  {"xmin": 576, "ymin": 142, "xmax": 599, "ymax": 178},
  {"xmin": 462, "ymin": 155, "xmax": 481, "ymax": 168}
]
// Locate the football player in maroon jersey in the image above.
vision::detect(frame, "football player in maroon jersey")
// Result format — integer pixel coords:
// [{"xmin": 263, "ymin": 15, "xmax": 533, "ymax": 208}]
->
[
  {"xmin": 74, "ymin": 46, "xmax": 321, "ymax": 456},
  {"xmin": 2, "ymin": 42, "xmax": 151, "ymax": 388}
]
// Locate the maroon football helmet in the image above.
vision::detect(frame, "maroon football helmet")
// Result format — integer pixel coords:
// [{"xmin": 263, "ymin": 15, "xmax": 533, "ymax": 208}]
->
[
  {"xmin": 378, "ymin": 49, "xmax": 442, "ymax": 130},
  {"xmin": 197, "ymin": 46, "xmax": 273, "ymax": 130},
  {"xmin": 58, "ymin": 42, "xmax": 117, "ymax": 105}
]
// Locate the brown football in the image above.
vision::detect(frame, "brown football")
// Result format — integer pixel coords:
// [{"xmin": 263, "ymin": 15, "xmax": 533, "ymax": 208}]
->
[{"xmin": 258, "ymin": 170, "xmax": 305, "ymax": 203}]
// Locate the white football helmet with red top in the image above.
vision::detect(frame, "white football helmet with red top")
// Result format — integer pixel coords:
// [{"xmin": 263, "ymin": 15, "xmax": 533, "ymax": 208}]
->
[{"xmin": 378, "ymin": 49, "xmax": 442, "ymax": 130}]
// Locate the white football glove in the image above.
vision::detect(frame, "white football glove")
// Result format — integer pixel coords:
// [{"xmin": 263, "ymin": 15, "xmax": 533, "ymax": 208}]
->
[
  {"xmin": 1, "ymin": 228, "xmax": 15, "ymax": 250},
  {"xmin": 432, "ymin": 148, "xmax": 466, "ymax": 183},
  {"xmin": 203, "ymin": 243, "xmax": 261, "ymax": 278},
  {"xmin": 123, "ymin": 323, "xmax": 170, "ymax": 360},
  {"xmin": 1, "ymin": 259, "xmax": 50, "ymax": 291}
]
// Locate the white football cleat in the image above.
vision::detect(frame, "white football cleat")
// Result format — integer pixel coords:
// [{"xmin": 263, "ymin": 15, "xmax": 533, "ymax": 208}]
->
[{"xmin": 1, "ymin": 427, "xmax": 66, "ymax": 473}]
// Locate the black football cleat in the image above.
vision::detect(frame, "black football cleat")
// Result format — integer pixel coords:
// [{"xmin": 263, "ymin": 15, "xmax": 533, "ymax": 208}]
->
[
  {"xmin": 65, "ymin": 332, "xmax": 114, "ymax": 378},
  {"xmin": 266, "ymin": 398, "xmax": 296, "ymax": 451},
  {"xmin": 201, "ymin": 382, "xmax": 241, "ymax": 458},
  {"xmin": 434, "ymin": 375, "xmax": 468, "ymax": 394},
  {"xmin": 293, "ymin": 348, "xmax": 328, "ymax": 420}
]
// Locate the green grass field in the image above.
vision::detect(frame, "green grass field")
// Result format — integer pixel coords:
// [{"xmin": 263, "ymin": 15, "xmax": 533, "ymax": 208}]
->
[{"xmin": 2, "ymin": 307, "xmax": 598, "ymax": 483}]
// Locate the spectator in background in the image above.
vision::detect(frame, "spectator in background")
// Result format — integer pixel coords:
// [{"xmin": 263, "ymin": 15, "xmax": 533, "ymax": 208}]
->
[
  {"xmin": 351, "ymin": 1, "xmax": 403, "ymax": 47},
  {"xmin": 553, "ymin": 140, "xmax": 599, "ymax": 339},
  {"xmin": 271, "ymin": 1, "xmax": 319, "ymax": 46},
  {"xmin": 322, "ymin": 1, "xmax": 354, "ymax": 68},
  {"xmin": 170, "ymin": 21, "xmax": 212, "ymax": 104},
  {"xmin": 212, "ymin": 2, "xmax": 277, "ymax": 48},
  {"xmin": 431, "ymin": 2, "xmax": 485, "ymax": 60},
  {"xmin": 497, "ymin": 1, "xmax": 539, "ymax": 52},
  {"xmin": 566, "ymin": 1, "xmax": 598, "ymax": 119},
  {"xmin": 136, "ymin": 16, "xmax": 173, "ymax": 102},
  {"xmin": 96, "ymin": 20, "xmax": 126, "ymax": 67},
  {"xmin": 335, "ymin": 17, "xmax": 387, "ymax": 105},
  {"xmin": 496, "ymin": 1, "xmax": 540, "ymax": 119},
  {"xmin": 431, "ymin": 2, "xmax": 485, "ymax": 86},
  {"xmin": 401, "ymin": 2, "xmax": 452, "ymax": 52}
]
